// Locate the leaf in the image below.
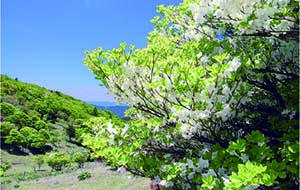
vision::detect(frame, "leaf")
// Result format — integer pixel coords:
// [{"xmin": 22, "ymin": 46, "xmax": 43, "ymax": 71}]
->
[{"xmin": 246, "ymin": 131, "xmax": 266, "ymax": 143}]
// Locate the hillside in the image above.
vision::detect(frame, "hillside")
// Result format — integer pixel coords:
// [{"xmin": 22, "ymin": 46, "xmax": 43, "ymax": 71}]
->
[
  {"xmin": 0, "ymin": 74, "xmax": 115, "ymax": 152},
  {"xmin": 0, "ymin": 75, "xmax": 150, "ymax": 189}
]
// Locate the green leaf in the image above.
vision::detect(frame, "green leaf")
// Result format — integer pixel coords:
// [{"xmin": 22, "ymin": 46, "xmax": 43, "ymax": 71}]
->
[{"xmin": 246, "ymin": 131, "xmax": 266, "ymax": 143}]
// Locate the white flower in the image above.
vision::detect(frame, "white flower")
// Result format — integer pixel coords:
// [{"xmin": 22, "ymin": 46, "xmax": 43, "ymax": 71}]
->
[
  {"xmin": 196, "ymin": 52, "xmax": 202, "ymax": 58},
  {"xmin": 222, "ymin": 85, "xmax": 231, "ymax": 96},
  {"xmin": 200, "ymin": 55, "xmax": 209, "ymax": 64},
  {"xmin": 107, "ymin": 122, "xmax": 117, "ymax": 136},
  {"xmin": 121, "ymin": 124, "xmax": 129, "ymax": 135},
  {"xmin": 228, "ymin": 58, "xmax": 241, "ymax": 71},
  {"xmin": 198, "ymin": 110, "xmax": 210, "ymax": 119},
  {"xmin": 222, "ymin": 177, "xmax": 230, "ymax": 185},
  {"xmin": 215, "ymin": 104, "xmax": 231, "ymax": 121}
]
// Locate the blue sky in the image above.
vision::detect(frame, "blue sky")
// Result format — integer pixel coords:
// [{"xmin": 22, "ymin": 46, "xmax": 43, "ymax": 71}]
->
[{"xmin": 1, "ymin": 0, "xmax": 181, "ymax": 102}]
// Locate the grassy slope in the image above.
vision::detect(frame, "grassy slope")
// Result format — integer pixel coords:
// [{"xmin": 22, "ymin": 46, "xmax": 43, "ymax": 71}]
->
[
  {"xmin": 1, "ymin": 147, "xmax": 149, "ymax": 190},
  {"xmin": 17, "ymin": 163, "xmax": 148, "ymax": 190}
]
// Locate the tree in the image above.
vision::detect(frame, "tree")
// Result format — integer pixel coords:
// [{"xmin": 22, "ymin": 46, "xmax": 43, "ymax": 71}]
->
[
  {"xmin": 66, "ymin": 123, "xmax": 76, "ymax": 141},
  {"xmin": 20, "ymin": 127, "xmax": 48, "ymax": 149},
  {"xmin": 72, "ymin": 152, "xmax": 88, "ymax": 168},
  {"xmin": 0, "ymin": 102, "xmax": 16, "ymax": 117},
  {"xmin": 5, "ymin": 111, "xmax": 32, "ymax": 129},
  {"xmin": 92, "ymin": 106, "xmax": 99, "ymax": 117},
  {"xmin": 34, "ymin": 120, "xmax": 48, "ymax": 130},
  {"xmin": 0, "ymin": 122, "xmax": 14, "ymax": 138},
  {"xmin": 45, "ymin": 151, "xmax": 71, "ymax": 171},
  {"xmin": 5, "ymin": 129, "xmax": 26, "ymax": 147},
  {"xmin": 84, "ymin": 0, "xmax": 299, "ymax": 189}
]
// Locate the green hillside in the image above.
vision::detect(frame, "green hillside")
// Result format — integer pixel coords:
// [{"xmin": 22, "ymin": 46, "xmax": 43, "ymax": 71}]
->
[
  {"xmin": 0, "ymin": 74, "xmax": 115, "ymax": 152},
  {"xmin": 0, "ymin": 75, "xmax": 149, "ymax": 189}
]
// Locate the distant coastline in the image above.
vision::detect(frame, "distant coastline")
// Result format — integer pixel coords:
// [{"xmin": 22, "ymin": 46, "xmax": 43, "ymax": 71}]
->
[
  {"xmin": 85, "ymin": 101, "xmax": 127, "ymax": 107},
  {"xmin": 85, "ymin": 101, "xmax": 129, "ymax": 118}
]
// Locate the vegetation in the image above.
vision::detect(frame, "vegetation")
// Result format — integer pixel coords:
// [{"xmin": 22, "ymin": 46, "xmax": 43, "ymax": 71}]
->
[
  {"xmin": 0, "ymin": 74, "xmax": 115, "ymax": 151},
  {"xmin": 0, "ymin": 160, "xmax": 12, "ymax": 177},
  {"xmin": 0, "ymin": 149, "xmax": 148, "ymax": 190},
  {"xmin": 77, "ymin": 171, "xmax": 91, "ymax": 181},
  {"xmin": 33, "ymin": 155, "xmax": 45, "ymax": 171},
  {"xmin": 84, "ymin": 0, "xmax": 299, "ymax": 189},
  {"xmin": 45, "ymin": 151, "xmax": 71, "ymax": 171},
  {"xmin": 1, "ymin": 0, "xmax": 299, "ymax": 189},
  {"xmin": 72, "ymin": 152, "xmax": 88, "ymax": 168},
  {"xmin": 0, "ymin": 75, "xmax": 146, "ymax": 189}
]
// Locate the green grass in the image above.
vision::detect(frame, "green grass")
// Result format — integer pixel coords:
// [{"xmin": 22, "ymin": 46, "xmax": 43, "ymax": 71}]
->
[{"xmin": 1, "ymin": 149, "xmax": 149, "ymax": 190}]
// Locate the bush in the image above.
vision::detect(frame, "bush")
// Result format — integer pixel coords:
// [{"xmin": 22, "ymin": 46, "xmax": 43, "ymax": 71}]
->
[
  {"xmin": 0, "ymin": 102, "xmax": 16, "ymax": 117},
  {"xmin": 5, "ymin": 129, "xmax": 26, "ymax": 147},
  {"xmin": 33, "ymin": 155, "xmax": 44, "ymax": 171},
  {"xmin": 0, "ymin": 160, "xmax": 12, "ymax": 177},
  {"xmin": 0, "ymin": 121, "xmax": 14, "ymax": 137},
  {"xmin": 45, "ymin": 151, "xmax": 70, "ymax": 171},
  {"xmin": 77, "ymin": 171, "xmax": 91, "ymax": 181},
  {"xmin": 72, "ymin": 152, "xmax": 88, "ymax": 168}
]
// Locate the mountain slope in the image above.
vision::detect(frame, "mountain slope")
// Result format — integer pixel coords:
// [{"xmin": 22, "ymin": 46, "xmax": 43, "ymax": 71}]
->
[{"xmin": 0, "ymin": 74, "xmax": 115, "ymax": 152}]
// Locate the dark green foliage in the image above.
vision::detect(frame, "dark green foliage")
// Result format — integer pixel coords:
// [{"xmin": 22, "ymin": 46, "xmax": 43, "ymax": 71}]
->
[
  {"xmin": 66, "ymin": 124, "xmax": 76, "ymax": 141},
  {"xmin": 92, "ymin": 107, "xmax": 98, "ymax": 116},
  {"xmin": 77, "ymin": 171, "xmax": 91, "ymax": 180}
]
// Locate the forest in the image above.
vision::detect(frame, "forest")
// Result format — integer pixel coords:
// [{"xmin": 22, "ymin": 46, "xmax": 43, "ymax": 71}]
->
[{"xmin": 1, "ymin": 0, "xmax": 299, "ymax": 189}]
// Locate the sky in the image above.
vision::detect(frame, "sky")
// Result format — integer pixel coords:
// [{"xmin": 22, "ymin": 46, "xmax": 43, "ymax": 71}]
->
[{"xmin": 1, "ymin": 0, "xmax": 182, "ymax": 102}]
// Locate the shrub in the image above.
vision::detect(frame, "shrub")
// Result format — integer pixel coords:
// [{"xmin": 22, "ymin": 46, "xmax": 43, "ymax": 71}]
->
[
  {"xmin": 0, "ymin": 160, "xmax": 12, "ymax": 177},
  {"xmin": 45, "ymin": 151, "xmax": 70, "ymax": 171},
  {"xmin": 77, "ymin": 171, "xmax": 91, "ymax": 181},
  {"xmin": 72, "ymin": 152, "xmax": 88, "ymax": 168},
  {"xmin": 33, "ymin": 155, "xmax": 44, "ymax": 171},
  {"xmin": 5, "ymin": 129, "xmax": 26, "ymax": 147},
  {"xmin": 0, "ymin": 121, "xmax": 14, "ymax": 137},
  {"xmin": 0, "ymin": 102, "xmax": 16, "ymax": 117}
]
